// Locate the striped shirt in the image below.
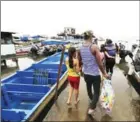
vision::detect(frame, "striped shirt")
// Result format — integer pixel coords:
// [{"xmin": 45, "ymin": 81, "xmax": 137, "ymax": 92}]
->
[{"xmin": 80, "ymin": 44, "xmax": 100, "ymax": 76}]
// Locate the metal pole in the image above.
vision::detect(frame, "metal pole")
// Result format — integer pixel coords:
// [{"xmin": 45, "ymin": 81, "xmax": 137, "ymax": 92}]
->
[{"xmin": 54, "ymin": 45, "xmax": 65, "ymax": 101}]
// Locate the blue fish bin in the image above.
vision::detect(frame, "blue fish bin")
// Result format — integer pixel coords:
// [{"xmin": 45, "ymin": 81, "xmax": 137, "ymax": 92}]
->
[{"xmin": 1, "ymin": 52, "xmax": 68, "ymax": 122}]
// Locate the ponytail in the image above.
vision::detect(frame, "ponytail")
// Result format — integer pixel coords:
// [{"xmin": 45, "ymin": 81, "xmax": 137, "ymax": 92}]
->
[{"xmin": 68, "ymin": 47, "xmax": 76, "ymax": 68}]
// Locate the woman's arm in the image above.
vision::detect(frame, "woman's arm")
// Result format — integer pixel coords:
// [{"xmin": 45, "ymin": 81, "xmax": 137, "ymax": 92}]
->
[{"xmin": 104, "ymin": 51, "xmax": 115, "ymax": 58}]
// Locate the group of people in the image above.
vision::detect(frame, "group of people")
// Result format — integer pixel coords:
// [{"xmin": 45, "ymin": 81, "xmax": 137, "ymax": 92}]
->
[{"xmin": 65, "ymin": 30, "xmax": 117, "ymax": 116}]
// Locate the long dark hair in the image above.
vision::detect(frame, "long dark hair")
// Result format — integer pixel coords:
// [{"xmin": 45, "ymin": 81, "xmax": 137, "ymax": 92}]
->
[
  {"xmin": 106, "ymin": 39, "xmax": 112, "ymax": 44},
  {"xmin": 77, "ymin": 50, "xmax": 83, "ymax": 67},
  {"xmin": 68, "ymin": 47, "xmax": 76, "ymax": 68},
  {"xmin": 100, "ymin": 44, "xmax": 105, "ymax": 52}
]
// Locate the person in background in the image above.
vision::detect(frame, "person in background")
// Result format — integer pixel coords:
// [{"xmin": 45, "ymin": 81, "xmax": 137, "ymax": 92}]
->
[
  {"xmin": 49, "ymin": 46, "xmax": 53, "ymax": 52},
  {"xmin": 115, "ymin": 43, "xmax": 119, "ymax": 54},
  {"xmin": 105, "ymin": 39, "xmax": 116, "ymax": 76},
  {"xmin": 65, "ymin": 47, "xmax": 81, "ymax": 105},
  {"xmin": 100, "ymin": 44, "xmax": 107, "ymax": 84},
  {"xmin": 79, "ymin": 31, "xmax": 109, "ymax": 116},
  {"xmin": 100, "ymin": 44, "xmax": 106, "ymax": 68},
  {"xmin": 119, "ymin": 43, "xmax": 125, "ymax": 50},
  {"xmin": 31, "ymin": 42, "xmax": 39, "ymax": 50},
  {"xmin": 93, "ymin": 38, "xmax": 98, "ymax": 45},
  {"xmin": 57, "ymin": 44, "xmax": 63, "ymax": 52}
]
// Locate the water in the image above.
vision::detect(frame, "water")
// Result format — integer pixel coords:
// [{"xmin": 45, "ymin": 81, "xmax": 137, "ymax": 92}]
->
[{"xmin": 1, "ymin": 56, "xmax": 43, "ymax": 79}]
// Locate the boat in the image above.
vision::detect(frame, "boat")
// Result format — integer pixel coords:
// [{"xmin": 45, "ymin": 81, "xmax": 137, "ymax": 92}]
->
[
  {"xmin": 41, "ymin": 39, "xmax": 70, "ymax": 46},
  {"xmin": 127, "ymin": 46, "xmax": 140, "ymax": 95},
  {"xmin": 1, "ymin": 52, "xmax": 68, "ymax": 122},
  {"xmin": 40, "ymin": 39, "xmax": 70, "ymax": 55}
]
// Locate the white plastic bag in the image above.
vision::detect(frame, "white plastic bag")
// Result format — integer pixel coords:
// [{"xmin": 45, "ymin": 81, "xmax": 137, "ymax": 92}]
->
[
  {"xmin": 115, "ymin": 54, "xmax": 120, "ymax": 64},
  {"xmin": 100, "ymin": 79, "xmax": 115, "ymax": 113}
]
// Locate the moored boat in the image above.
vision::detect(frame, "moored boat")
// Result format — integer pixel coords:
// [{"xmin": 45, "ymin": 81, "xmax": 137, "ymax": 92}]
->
[
  {"xmin": 127, "ymin": 46, "xmax": 140, "ymax": 95},
  {"xmin": 1, "ymin": 52, "xmax": 68, "ymax": 122}
]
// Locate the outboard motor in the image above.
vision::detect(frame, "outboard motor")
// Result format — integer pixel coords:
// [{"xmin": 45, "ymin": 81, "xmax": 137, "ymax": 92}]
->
[
  {"xmin": 119, "ymin": 43, "xmax": 125, "ymax": 50},
  {"xmin": 132, "ymin": 44, "xmax": 138, "ymax": 52},
  {"xmin": 120, "ymin": 50, "xmax": 132, "ymax": 59},
  {"xmin": 30, "ymin": 45, "xmax": 39, "ymax": 58},
  {"xmin": 133, "ymin": 48, "xmax": 140, "ymax": 72},
  {"xmin": 43, "ymin": 47, "xmax": 50, "ymax": 56},
  {"xmin": 118, "ymin": 43, "xmax": 125, "ymax": 57},
  {"xmin": 57, "ymin": 45, "xmax": 63, "ymax": 52},
  {"xmin": 128, "ymin": 47, "xmax": 140, "ymax": 75},
  {"xmin": 48, "ymin": 47, "xmax": 55, "ymax": 56}
]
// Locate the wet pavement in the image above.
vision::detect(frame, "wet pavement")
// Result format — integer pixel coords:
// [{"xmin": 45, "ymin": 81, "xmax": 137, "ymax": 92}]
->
[{"xmin": 44, "ymin": 66, "xmax": 140, "ymax": 121}]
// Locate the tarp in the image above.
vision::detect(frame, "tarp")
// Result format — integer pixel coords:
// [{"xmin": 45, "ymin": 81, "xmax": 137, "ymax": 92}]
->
[
  {"xmin": 41, "ymin": 40, "xmax": 70, "ymax": 45},
  {"xmin": 31, "ymin": 35, "xmax": 41, "ymax": 39},
  {"xmin": 20, "ymin": 36, "xmax": 29, "ymax": 42}
]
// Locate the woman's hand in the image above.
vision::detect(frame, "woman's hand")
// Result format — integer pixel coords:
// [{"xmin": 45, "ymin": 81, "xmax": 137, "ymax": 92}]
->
[{"xmin": 105, "ymin": 51, "xmax": 115, "ymax": 59}]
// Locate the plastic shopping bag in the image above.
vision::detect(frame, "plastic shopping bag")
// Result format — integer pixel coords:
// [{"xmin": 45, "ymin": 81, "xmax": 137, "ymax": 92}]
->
[
  {"xmin": 115, "ymin": 54, "xmax": 120, "ymax": 64},
  {"xmin": 100, "ymin": 79, "xmax": 115, "ymax": 114}
]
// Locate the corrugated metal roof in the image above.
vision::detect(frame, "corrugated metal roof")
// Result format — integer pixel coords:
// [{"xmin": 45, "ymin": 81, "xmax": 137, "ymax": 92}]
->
[{"xmin": 1, "ymin": 31, "xmax": 16, "ymax": 34}]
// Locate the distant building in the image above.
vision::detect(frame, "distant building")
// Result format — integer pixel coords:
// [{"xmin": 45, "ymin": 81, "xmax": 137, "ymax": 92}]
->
[
  {"xmin": 64, "ymin": 27, "xmax": 76, "ymax": 35},
  {"xmin": 1, "ymin": 31, "xmax": 18, "ymax": 67},
  {"xmin": 1, "ymin": 31, "xmax": 15, "ymax": 44}
]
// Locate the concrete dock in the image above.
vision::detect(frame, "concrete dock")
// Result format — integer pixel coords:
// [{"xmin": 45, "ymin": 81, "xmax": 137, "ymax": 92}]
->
[{"xmin": 43, "ymin": 66, "xmax": 140, "ymax": 121}]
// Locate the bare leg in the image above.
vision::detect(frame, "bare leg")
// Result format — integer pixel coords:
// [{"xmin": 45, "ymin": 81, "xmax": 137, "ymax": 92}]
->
[
  {"xmin": 74, "ymin": 89, "xmax": 80, "ymax": 104},
  {"xmin": 67, "ymin": 86, "xmax": 73, "ymax": 105}
]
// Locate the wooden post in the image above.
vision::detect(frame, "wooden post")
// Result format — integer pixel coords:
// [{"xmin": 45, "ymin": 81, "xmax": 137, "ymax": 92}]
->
[
  {"xmin": 3, "ymin": 60, "xmax": 7, "ymax": 67},
  {"xmin": 54, "ymin": 45, "xmax": 65, "ymax": 101},
  {"xmin": 15, "ymin": 58, "xmax": 19, "ymax": 68}
]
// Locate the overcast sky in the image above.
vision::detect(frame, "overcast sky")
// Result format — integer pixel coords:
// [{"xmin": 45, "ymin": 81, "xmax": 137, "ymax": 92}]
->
[{"xmin": 1, "ymin": 1, "xmax": 139, "ymax": 41}]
